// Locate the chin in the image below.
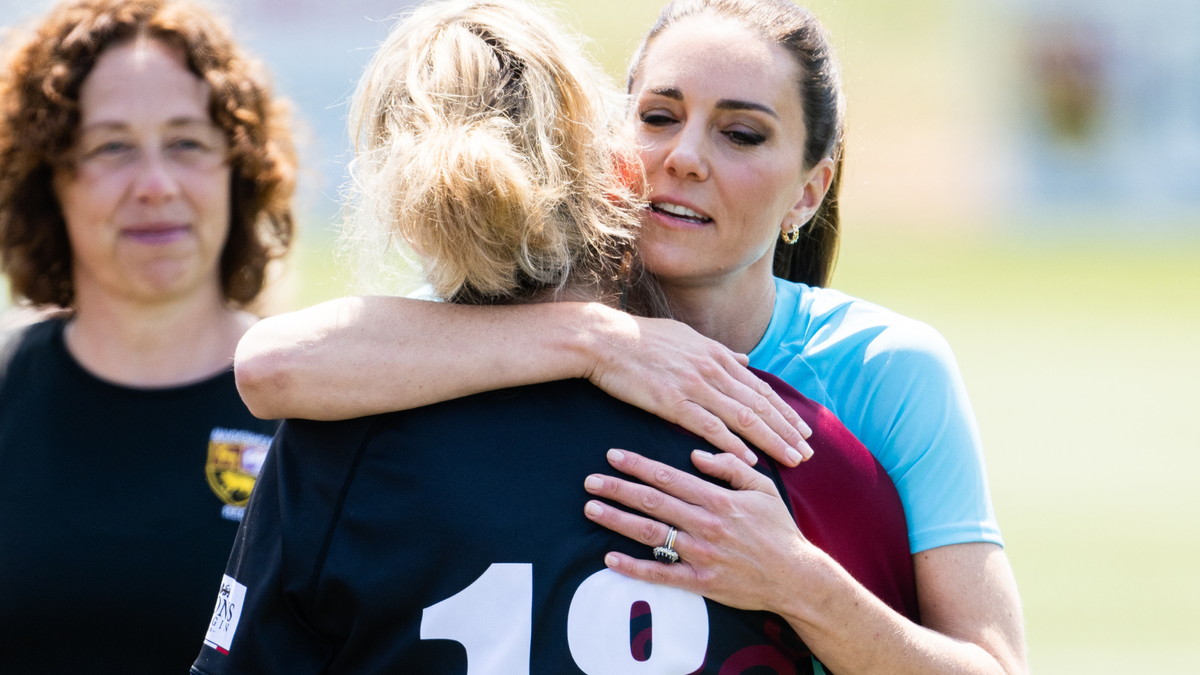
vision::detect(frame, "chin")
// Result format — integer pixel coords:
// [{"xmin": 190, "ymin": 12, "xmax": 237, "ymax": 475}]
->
[
  {"xmin": 126, "ymin": 261, "xmax": 212, "ymax": 303},
  {"xmin": 640, "ymin": 244, "xmax": 705, "ymax": 286}
]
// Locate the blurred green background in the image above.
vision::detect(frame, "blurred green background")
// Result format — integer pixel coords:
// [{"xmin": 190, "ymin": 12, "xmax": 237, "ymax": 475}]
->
[
  {"xmin": 2, "ymin": 0, "xmax": 1198, "ymax": 671},
  {"xmin": 836, "ymin": 231, "xmax": 1200, "ymax": 674}
]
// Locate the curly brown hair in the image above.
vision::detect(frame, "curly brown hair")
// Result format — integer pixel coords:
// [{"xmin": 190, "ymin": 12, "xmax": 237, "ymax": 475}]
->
[{"xmin": 0, "ymin": 0, "xmax": 295, "ymax": 307}]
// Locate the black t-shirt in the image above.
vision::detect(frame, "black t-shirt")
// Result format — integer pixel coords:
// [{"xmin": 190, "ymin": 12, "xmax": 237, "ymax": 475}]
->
[
  {"xmin": 192, "ymin": 377, "xmax": 911, "ymax": 675},
  {"xmin": 0, "ymin": 318, "xmax": 277, "ymax": 674}
]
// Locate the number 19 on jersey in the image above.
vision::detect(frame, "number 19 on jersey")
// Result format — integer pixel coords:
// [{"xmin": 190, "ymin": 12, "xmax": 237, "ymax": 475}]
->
[{"xmin": 421, "ymin": 564, "xmax": 709, "ymax": 674}]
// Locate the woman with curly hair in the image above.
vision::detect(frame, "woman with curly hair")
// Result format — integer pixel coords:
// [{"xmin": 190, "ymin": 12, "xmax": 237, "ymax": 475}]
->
[{"xmin": 0, "ymin": 0, "xmax": 294, "ymax": 671}]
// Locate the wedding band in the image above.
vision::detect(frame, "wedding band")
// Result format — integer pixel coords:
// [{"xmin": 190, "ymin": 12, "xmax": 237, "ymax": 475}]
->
[{"xmin": 653, "ymin": 526, "xmax": 680, "ymax": 564}]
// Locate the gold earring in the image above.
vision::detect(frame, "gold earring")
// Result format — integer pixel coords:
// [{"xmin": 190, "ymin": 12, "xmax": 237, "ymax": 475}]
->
[{"xmin": 781, "ymin": 225, "xmax": 800, "ymax": 245}]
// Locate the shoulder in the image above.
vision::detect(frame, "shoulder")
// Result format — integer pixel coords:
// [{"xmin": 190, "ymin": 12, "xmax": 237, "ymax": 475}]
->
[
  {"xmin": 264, "ymin": 417, "xmax": 380, "ymax": 563},
  {"xmin": 0, "ymin": 316, "xmax": 65, "ymax": 385},
  {"xmin": 752, "ymin": 368, "xmax": 877, "ymax": 474},
  {"xmin": 773, "ymin": 279, "xmax": 957, "ymax": 376},
  {"xmin": 276, "ymin": 416, "xmax": 379, "ymax": 467}
]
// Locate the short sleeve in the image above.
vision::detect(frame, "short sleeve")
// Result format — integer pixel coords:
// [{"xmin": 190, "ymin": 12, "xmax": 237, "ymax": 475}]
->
[
  {"xmin": 853, "ymin": 319, "xmax": 1003, "ymax": 553},
  {"xmin": 190, "ymin": 434, "xmax": 333, "ymax": 675}
]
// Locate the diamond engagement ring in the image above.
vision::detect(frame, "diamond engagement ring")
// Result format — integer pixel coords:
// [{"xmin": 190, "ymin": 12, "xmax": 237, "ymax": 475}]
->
[{"xmin": 653, "ymin": 526, "xmax": 680, "ymax": 564}]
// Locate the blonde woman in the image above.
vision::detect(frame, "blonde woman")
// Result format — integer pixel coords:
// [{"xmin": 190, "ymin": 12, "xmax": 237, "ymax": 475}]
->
[{"xmin": 192, "ymin": 2, "xmax": 917, "ymax": 672}]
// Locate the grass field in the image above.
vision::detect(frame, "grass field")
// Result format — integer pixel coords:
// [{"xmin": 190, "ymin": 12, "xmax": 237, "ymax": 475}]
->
[{"xmin": 834, "ymin": 228, "xmax": 1200, "ymax": 673}]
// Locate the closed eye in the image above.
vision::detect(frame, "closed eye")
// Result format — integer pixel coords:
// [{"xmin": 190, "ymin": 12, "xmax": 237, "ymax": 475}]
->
[
  {"xmin": 640, "ymin": 111, "xmax": 678, "ymax": 127},
  {"xmin": 722, "ymin": 129, "xmax": 767, "ymax": 146}
]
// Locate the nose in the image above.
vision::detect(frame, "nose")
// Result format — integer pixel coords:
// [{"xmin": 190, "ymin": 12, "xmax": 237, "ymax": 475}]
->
[
  {"xmin": 132, "ymin": 149, "xmax": 181, "ymax": 205},
  {"xmin": 661, "ymin": 121, "xmax": 709, "ymax": 182}
]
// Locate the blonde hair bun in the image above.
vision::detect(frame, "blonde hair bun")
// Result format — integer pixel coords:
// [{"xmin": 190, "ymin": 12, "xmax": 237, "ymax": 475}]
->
[{"xmin": 345, "ymin": 0, "xmax": 643, "ymax": 303}]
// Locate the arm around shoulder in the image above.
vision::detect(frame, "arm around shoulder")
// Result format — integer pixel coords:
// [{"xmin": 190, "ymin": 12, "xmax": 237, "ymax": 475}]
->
[
  {"xmin": 233, "ymin": 296, "xmax": 604, "ymax": 421},
  {"xmin": 234, "ymin": 295, "xmax": 813, "ymax": 463}
]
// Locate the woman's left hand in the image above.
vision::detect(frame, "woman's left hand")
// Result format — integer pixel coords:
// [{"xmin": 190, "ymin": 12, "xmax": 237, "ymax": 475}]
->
[{"xmin": 583, "ymin": 448, "xmax": 813, "ymax": 614}]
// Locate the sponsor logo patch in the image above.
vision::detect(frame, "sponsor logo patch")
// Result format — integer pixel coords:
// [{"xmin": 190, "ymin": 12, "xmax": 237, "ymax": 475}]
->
[
  {"xmin": 204, "ymin": 575, "xmax": 247, "ymax": 654},
  {"xmin": 205, "ymin": 428, "xmax": 272, "ymax": 514}
]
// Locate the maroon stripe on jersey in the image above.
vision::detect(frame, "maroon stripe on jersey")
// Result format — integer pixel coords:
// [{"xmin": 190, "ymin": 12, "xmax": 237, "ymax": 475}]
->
[{"xmin": 752, "ymin": 368, "xmax": 921, "ymax": 624}]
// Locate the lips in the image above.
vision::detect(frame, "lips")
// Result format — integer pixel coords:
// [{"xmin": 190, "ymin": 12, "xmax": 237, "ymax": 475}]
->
[
  {"xmin": 121, "ymin": 223, "xmax": 191, "ymax": 245},
  {"xmin": 650, "ymin": 201, "xmax": 713, "ymax": 225}
]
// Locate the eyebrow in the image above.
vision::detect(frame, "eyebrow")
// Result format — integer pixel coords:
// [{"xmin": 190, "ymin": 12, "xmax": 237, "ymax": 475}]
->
[
  {"xmin": 648, "ymin": 86, "xmax": 684, "ymax": 100},
  {"xmin": 646, "ymin": 86, "xmax": 780, "ymax": 120},
  {"xmin": 80, "ymin": 117, "xmax": 215, "ymax": 132}
]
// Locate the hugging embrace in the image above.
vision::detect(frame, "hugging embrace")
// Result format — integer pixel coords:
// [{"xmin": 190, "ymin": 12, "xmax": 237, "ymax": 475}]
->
[{"xmin": 204, "ymin": 1, "xmax": 1027, "ymax": 674}]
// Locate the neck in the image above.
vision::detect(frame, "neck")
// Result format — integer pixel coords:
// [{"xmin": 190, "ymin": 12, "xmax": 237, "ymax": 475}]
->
[
  {"xmin": 518, "ymin": 275, "xmax": 621, "ymax": 309},
  {"xmin": 65, "ymin": 279, "xmax": 254, "ymax": 388},
  {"xmin": 660, "ymin": 258, "xmax": 777, "ymax": 355}
]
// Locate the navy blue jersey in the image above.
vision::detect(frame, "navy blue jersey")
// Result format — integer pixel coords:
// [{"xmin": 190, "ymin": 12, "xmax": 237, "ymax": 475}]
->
[
  {"xmin": 193, "ymin": 377, "xmax": 916, "ymax": 675},
  {"xmin": 0, "ymin": 319, "xmax": 277, "ymax": 674}
]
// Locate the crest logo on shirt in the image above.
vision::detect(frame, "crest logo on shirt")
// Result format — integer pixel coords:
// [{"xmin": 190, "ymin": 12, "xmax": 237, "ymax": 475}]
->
[{"xmin": 205, "ymin": 428, "xmax": 272, "ymax": 510}]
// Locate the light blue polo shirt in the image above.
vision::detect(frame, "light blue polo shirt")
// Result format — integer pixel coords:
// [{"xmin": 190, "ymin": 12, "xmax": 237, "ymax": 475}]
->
[{"xmin": 749, "ymin": 278, "xmax": 1003, "ymax": 554}]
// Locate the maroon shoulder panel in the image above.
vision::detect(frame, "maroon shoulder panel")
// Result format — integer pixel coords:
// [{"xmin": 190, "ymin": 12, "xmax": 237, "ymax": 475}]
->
[{"xmin": 752, "ymin": 368, "xmax": 920, "ymax": 625}]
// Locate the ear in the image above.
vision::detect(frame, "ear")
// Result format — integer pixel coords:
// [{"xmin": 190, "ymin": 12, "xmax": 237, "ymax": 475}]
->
[
  {"xmin": 781, "ymin": 157, "xmax": 836, "ymax": 235},
  {"xmin": 607, "ymin": 145, "xmax": 646, "ymax": 203},
  {"xmin": 615, "ymin": 145, "xmax": 644, "ymax": 191}
]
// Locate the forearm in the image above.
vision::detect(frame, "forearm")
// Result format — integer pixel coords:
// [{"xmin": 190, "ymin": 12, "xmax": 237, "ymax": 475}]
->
[
  {"xmin": 778, "ymin": 547, "xmax": 1025, "ymax": 675},
  {"xmin": 236, "ymin": 296, "xmax": 811, "ymax": 463},
  {"xmin": 235, "ymin": 296, "xmax": 608, "ymax": 420}
]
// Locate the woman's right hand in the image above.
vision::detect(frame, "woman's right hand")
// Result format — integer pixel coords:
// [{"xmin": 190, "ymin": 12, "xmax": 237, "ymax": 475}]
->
[{"xmin": 580, "ymin": 306, "xmax": 812, "ymax": 466}]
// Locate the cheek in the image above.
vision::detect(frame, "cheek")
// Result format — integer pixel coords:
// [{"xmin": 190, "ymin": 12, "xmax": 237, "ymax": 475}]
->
[
  {"xmin": 636, "ymin": 132, "xmax": 670, "ymax": 175},
  {"xmin": 55, "ymin": 173, "xmax": 121, "ymax": 245},
  {"xmin": 729, "ymin": 157, "xmax": 802, "ymax": 224},
  {"xmin": 718, "ymin": 167, "xmax": 782, "ymax": 238},
  {"xmin": 190, "ymin": 167, "xmax": 233, "ymax": 239},
  {"xmin": 726, "ymin": 156, "xmax": 783, "ymax": 198}
]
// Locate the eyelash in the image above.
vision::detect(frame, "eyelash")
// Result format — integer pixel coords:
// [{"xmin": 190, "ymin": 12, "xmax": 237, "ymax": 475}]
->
[
  {"xmin": 640, "ymin": 111, "xmax": 768, "ymax": 147},
  {"xmin": 640, "ymin": 112, "xmax": 676, "ymax": 127},
  {"xmin": 723, "ymin": 129, "xmax": 767, "ymax": 146}
]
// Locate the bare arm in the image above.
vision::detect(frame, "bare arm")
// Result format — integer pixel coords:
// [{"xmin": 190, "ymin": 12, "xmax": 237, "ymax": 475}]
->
[
  {"xmin": 236, "ymin": 296, "xmax": 813, "ymax": 464},
  {"xmin": 235, "ymin": 296, "xmax": 598, "ymax": 420},
  {"xmin": 584, "ymin": 450, "xmax": 1028, "ymax": 675},
  {"xmin": 785, "ymin": 542, "xmax": 1026, "ymax": 675}
]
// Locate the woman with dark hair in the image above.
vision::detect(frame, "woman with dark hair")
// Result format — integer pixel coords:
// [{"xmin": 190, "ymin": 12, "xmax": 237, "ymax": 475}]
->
[
  {"xmin": 233, "ymin": 1, "xmax": 1027, "ymax": 673},
  {"xmin": 0, "ymin": 0, "xmax": 294, "ymax": 671},
  {"xmin": 192, "ymin": 2, "xmax": 919, "ymax": 673}
]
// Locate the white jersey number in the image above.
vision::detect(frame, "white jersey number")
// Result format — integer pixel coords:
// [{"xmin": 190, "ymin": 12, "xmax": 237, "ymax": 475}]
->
[
  {"xmin": 567, "ymin": 569, "xmax": 708, "ymax": 674},
  {"xmin": 420, "ymin": 565, "xmax": 709, "ymax": 674},
  {"xmin": 421, "ymin": 563, "xmax": 534, "ymax": 675}
]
